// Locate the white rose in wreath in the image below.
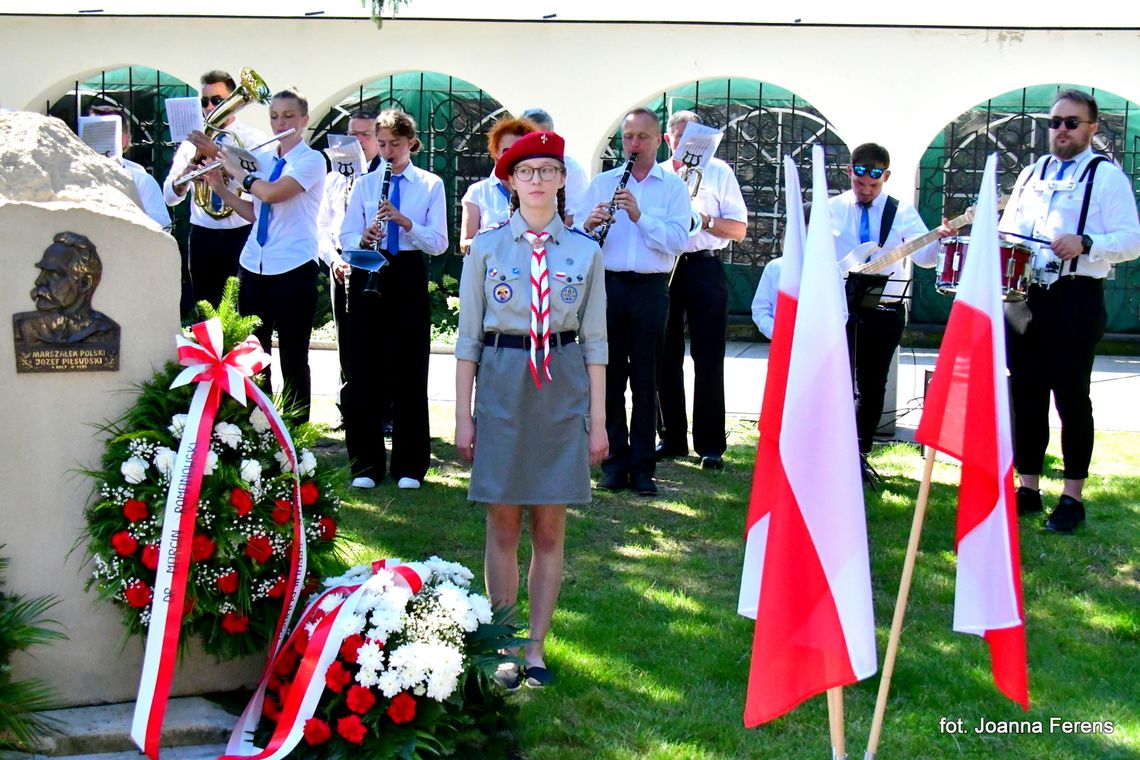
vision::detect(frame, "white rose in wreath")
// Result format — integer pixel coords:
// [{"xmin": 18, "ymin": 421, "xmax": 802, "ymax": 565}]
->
[
  {"xmin": 249, "ymin": 407, "xmax": 271, "ymax": 434},
  {"xmin": 240, "ymin": 458, "xmax": 263, "ymax": 484},
  {"xmin": 215, "ymin": 421, "xmax": 243, "ymax": 449},
  {"xmin": 121, "ymin": 456, "xmax": 149, "ymax": 484},
  {"xmin": 169, "ymin": 413, "xmax": 188, "ymax": 439},
  {"xmin": 202, "ymin": 449, "xmax": 219, "ymax": 476},
  {"xmin": 153, "ymin": 446, "xmax": 176, "ymax": 478},
  {"xmin": 297, "ymin": 449, "xmax": 317, "ymax": 478}
]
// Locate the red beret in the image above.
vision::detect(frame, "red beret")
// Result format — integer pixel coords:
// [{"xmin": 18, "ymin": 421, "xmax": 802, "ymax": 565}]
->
[{"xmin": 494, "ymin": 131, "xmax": 565, "ymax": 181}]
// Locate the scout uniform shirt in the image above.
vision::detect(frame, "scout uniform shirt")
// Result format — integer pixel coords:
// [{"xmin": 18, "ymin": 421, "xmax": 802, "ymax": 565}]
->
[{"xmin": 457, "ymin": 211, "xmax": 608, "ymax": 367}]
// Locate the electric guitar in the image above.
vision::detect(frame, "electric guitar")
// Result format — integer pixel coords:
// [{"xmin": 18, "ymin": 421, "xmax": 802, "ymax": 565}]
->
[{"xmin": 838, "ymin": 196, "xmax": 1008, "ymax": 275}]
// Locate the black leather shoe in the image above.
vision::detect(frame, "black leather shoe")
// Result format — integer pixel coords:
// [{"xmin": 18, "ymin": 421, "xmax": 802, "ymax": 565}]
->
[
  {"xmin": 655, "ymin": 441, "xmax": 688, "ymax": 461},
  {"xmin": 700, "ymin": 455, "xmax": 724, "ymax": 471},
  {"xmin": 630, "ymin": 472, "xmax": 658, "ymax": 496},
  {"xmin": 597, "ymin": 472, "xmax": 628, "ymax": 491},
  {"xmin": 1045, "ymin": 495, "xmax": 1085, "ymax": 534},
  {"xmin": 1016, "ymin": 486, "xmax": 1043, "ymax": 516},
  {"xmin": 859, "ymin": 454, "xmax": 881, "ymax": 492}
]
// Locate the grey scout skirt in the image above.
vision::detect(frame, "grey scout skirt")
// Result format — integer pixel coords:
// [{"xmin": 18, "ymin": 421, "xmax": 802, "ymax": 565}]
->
[{"xmin": 469, "ymin": 338, "xmax": 591, "ymax": 505}]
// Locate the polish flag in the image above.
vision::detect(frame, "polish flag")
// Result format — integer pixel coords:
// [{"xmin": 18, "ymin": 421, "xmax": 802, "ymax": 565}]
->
[
  {"xmin": 738, "ymin": 154, "xmax": 804, "ymax": 620},
  {"xmin": 741, "ymin": 146, "xmax": 877, "ymax": 726},
  {"xmin": 915, "ymin": 153, "xmax": 1029, "ymax": 709}
]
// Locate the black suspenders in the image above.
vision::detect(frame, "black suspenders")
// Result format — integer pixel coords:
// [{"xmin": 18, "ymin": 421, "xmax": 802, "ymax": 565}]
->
[{"xmin": 1037, "ymin": 155, "xmax": 1108, "ymax": 276}]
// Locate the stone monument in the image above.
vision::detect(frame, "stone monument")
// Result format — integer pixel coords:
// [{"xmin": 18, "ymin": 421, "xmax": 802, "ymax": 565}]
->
[{"xmin": 1, "ymin": 112, "xmax": 260, "ymax": 706}]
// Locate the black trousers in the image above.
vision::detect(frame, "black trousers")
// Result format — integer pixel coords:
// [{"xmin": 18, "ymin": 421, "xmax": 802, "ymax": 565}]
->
[
  {"xmin": 238, "ymin": 260, "xmax": 318, "ymax": 423},
  {"xmin": 658, "ymin": 251, "xmax": 728, "ymax": 457},
  {"xmin": 848, "ymin": 303, "xmax": 905, "ymax": 455},
  {"xmin": 1005, "ymin": 277, "xmax": 1105, "ymax": 480},
  {"xmin": 190, "ymin": 224, "xmax": 250, "ymax": 311},
  {"xmin": 330, "ymin": 265, "xmax": 349, "ymax": 408},
  {"xmin": 341, "ymin": 252, "xmax": 431, "ymax": 482},
  {"xmin": 603, "ymin": 271, "xmax": 670, "ymax": 478}
]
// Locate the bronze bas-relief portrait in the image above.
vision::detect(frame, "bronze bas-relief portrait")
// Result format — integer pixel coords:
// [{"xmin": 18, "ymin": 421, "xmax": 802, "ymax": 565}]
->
[{"xmin": 12, "ymin": 232, "xmax": 120, "ymax": 372}]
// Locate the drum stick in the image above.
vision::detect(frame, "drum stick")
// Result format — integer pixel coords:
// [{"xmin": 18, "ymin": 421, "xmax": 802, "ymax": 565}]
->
[{"xmin": 999, "ymin": 231, "xmax": 1052, "ymax": 247}]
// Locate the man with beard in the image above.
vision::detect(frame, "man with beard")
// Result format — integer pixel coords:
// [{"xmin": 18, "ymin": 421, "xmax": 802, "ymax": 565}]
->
[
  {"xmin": 999, "ymin": 89, "xmax": 1140, "ymax": 532},
  {"xmin": 14, "ymin": 232, "xmax": 119, "ymax": 345}
]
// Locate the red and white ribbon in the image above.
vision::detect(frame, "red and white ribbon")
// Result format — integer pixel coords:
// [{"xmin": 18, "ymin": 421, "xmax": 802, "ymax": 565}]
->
[
  {"xmin": 523, "ymin": 230, "xmax": 552, "ymax": 388},
  {"xmin": 131, "ymin": 318, "xmax": 307, "ymax": 760},
  {"xmin": 222, "ymin": 560, "xmax": 426, "ymax": 760}
]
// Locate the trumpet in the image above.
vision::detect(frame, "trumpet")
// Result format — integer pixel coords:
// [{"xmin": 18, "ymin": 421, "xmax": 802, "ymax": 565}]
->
[{"xmin": 591, "ymin": 152, "xmax": 638, "ymax": 247}]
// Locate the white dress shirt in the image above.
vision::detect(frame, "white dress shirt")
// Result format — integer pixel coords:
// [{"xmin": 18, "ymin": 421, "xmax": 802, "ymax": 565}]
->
[
  {"xmin": 563, "ymin": 153, "xmax": 589, "ymax": 220},
  {"xmin": 829, "ymin": 189, "xmax": 938, "ymax": 303},
  {"xmin": 339, "ymin": 163, "xmax": 449, "ymax": 255},
  {"xmin": 122, "ymin": 157, "xmax": 171, "ymax": 230},
  {"xmin": 999, "ymin": 147, "xmax": 1140, "ymax": 279},
  {"xmin": 162, "ymin": 119, "xmax": 268, "ymax": 229},
  {"xmin": 751, "ymin": 257, "xmax": 781, "ymax": 339},
  {"xmin": 316, "ymin": 157, "xmax": 384, "ymax": 265},
  {"xmin": 579, "ymin": 161, "xmax": 690, "ymax": 273},
  {"xmin": 238, "ymin": 140, "xmax": 327, "ymax": 276},
  {"xmin": 659, "ymin": 156, "xmax": 748, "ymax": 252},
  {"xmin": 461, "ymin": 171, "xmax": 512, "ymax": 230}
]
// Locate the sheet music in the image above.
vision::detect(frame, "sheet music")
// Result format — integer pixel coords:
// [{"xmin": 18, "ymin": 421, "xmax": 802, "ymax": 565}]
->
[
  {"xmin": 165, "ymin": 97, "xmax": 203, "ymax": 143},
  {"xmin": 78, "ymin": 115, "xmax": 122, "ymax": 159},
  {"xmin": 324, "ymin": 138, "xmax": 367, "ymax": 178},
  {"xmin": 671, "ymin": 121, "xmax": 724, "ymax": 170}
]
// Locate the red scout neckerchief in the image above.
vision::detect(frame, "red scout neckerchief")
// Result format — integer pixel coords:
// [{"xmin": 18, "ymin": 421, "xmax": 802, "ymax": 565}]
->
[{"xmin": 523, "ymin": 230, "xmax": 552, "ymax": 388}]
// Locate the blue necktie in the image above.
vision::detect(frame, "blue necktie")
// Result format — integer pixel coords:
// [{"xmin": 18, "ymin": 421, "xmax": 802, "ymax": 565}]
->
[
  {"xmin": 255, "ymin": 157, "xmax": 287, "ymax": 246},
  {"xmin": 859, "ymin": 202, "xmax": 871, "ymax": 244},
  {"xmin": 209, "ymin": 135, "xmax": 226, "ymax": 211},
  {"xmin": 1055, "ymin": 160, "xmax": 1074, "ymax": 180},
  {"xmin": 386, "ymin": 174, "xmax": 403, "ymax": 255}
]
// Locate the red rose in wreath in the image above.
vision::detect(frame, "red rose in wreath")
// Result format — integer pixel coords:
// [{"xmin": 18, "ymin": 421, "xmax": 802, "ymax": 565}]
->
[
  {"xmin": 270, "ymin": 499, "xmax": 292, "ymax": 525},
  {"xmin": 217, "ymin": 571, "xmax": 240, "ymax": 594},
  {"xmin": 124, "ymin": 581, "xmax": 152, "ymax": 608},
  {"xmin": 299, "ymin": 480, "xmax": 319, "ymax": 506},
  {"xmin": 317, "ymin": 517, "xmax": 337, "ymax": 541},
  {"xmin": 123, "ymin": 499, "xmax": 149, "ymax": 522},
  {"xmin": 221, "ymin": 611, "xmax": 249, "ymax": 634},
  {"xmin": 111, "ymin": 530, "xmax": 138, "ymax": 557},
  {"xmin": 336, "ymin": 714, "xmax": 367, "ymax": 744},
  {"xmin": 303, "ymin": 717, "xmax": 332, "ymax": 746},
  {"xmin": 140, "ymin": 544, "xmax": 160, "ymax": 570},
  {"xmin": 387, "ymin": 691, "xmax": 417, "ymax": 724},
  {"xmin": 230, "ymin": 488, "xmax": 254, "ymax": 516},
  {"xmin": 191, "ymin": 534, "xmax": 216, "ymax": 562},
  {"xmin": 245, "ymin": 535, "xmax": 273, "ymax": 563}
]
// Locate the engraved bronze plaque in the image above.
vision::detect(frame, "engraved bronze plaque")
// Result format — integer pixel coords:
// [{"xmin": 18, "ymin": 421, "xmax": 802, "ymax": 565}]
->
[{"xmin": 12, "ymin": 232, "xmax": 120, "ymax": 373}]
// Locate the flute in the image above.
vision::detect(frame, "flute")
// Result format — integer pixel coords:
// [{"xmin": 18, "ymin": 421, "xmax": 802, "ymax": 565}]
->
[{"xmin": 591, "ymin": 152, "xmax": 638, "ymax": 247}]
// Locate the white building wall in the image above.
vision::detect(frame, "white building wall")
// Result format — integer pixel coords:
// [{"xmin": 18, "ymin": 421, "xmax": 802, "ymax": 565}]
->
[{"xmin": 4, "ymin": 16, "xmax": 1140, "ymax": 194}]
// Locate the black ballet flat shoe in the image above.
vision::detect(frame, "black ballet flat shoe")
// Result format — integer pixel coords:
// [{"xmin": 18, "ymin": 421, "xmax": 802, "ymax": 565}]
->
[{"xmin": 524, "ymin": 666, "xmax": 555, "ymax": 689}]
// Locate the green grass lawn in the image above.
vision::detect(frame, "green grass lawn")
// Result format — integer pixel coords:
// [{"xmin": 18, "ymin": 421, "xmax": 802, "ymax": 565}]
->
[{"xmin": 312, "ymin": 408, "xmax": 1139, "ymax": 760}]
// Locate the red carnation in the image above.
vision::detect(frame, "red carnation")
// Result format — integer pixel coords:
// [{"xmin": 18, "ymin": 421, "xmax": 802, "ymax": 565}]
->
[
  {"xmin": 230, "ymin": 488, "xmax": 254, "ymax": 516},
  {"xmin": 262, "ymin": 696, "xmax": 280, "ymax": 721},
  {"xmin": 316, "ymin": 517, "xmax": 337, "ymax": 541},
  {"xmin": 217, "ymin": 571, "xmax": 240, "ymax": 594},
  {"xmin": 292, "ymin": 629, "xmax": 309, "ymax": 655},
  {"xmin": 124, "ymin": 581, "xmax": 152, "ymax": 608},
  {"xmin": 266, "ymin": 576, "xmax": 287, "ymax": 598},
  {"xmin": 386, "ymin": 691, "xmax": 416, "ymax": 724},
  {"xmin": 346, "ymin": 684, "xmax": 376, "ymax": 714},
  {"xmin": 299, "ymin": 481, "xmax": 319, "ymax": 506},
  {"xmin": 270, "ymin": 499, "xmax": 292, "ymax": 525},
  {"xmin": 111, "ymin": 530, "xmax": 139, "ymax": 557},
  {"xmin": 221, "ymin": 611, "xmax": 249, "ymax": 634},
  {"xmin": 339, "ymin": 633, "xmax": 365, "ymax": 663},
  {"xmin": 336, "ymin": 714, "xmax": 367, "ymax": 744},
  {"xmin": 302, "ymin": 717, "xmax": 332, "ymax": 746},
  {"xmin": 123, "ymin": 499, "xmax": 149, "ymax": 522},
  {"xmin": 140, "ymin": 544, "xmax": 160, "ymax": 570},
  {"xmin": 274, "ymin": 647, "xmax": 299, "ymax": 676},
  {"xmin": 245, "ymin": 534, "xmax": 273, "ymax": 563},
  {"xmin": 191, "ymin": 534, "xmax": 215, "ymax": 562},
  {"xmin": 324, "ymin": 660, "xmax": 352, "ymax": 693},
  {"xmin": 182, "ymin": 595, "xmax": 195, "ymax": 619}
]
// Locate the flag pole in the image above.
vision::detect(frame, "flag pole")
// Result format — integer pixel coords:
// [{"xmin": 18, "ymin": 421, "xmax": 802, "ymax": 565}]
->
[
  {"xmin": 827, "ymin": 686, "xmax": 846, "ymax": 759},
  {"xmin": 864, "ymin": 447, "xmax": 937, "ymax": 760}
]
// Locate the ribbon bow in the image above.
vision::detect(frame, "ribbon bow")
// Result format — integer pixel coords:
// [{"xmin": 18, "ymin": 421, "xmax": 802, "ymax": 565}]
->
[{"xmin": 171, "ymin": 318, "xmax": 270, "ymax": 406}]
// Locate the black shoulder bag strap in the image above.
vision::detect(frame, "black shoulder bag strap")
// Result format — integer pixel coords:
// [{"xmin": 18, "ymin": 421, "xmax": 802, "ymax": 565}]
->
[{"xmin": 878, "ymin": 196, "xmax": 899, "ymax": 248}]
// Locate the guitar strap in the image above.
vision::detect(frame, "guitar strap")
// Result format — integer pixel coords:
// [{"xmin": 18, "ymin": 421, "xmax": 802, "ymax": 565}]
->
[{"xmin": 879, "ymin": 196, "xmax": 899, "ymax": 247}]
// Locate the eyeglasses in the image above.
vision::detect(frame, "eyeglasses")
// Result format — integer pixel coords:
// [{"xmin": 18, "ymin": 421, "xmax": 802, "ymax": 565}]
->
[
  {"xmin": 200, "ymin": 95, "xmax": 226, "ymax": 108},
  {"xmin": 1048, "ymin": 116, "xmax": 1093, "ymax": 130},
  {"xmin": 852, "ymin": 165, "xmax": 886, "ymax": 179},
  {"xmin": 513, "ymin": 165, "xmax": 564, "ymax": 182}
]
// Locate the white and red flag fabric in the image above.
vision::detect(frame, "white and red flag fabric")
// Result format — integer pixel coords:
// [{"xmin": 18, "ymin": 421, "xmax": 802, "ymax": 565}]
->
[
  {"xmin": 740, "ymin": 146, "xmax": 877, "ymax": 726},
  {"xmin": 914, "ymin": 153, "xmax": 1029, "ymax": 709}
]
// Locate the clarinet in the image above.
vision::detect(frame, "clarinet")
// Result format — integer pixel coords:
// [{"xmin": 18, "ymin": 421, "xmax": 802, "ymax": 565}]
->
[
  {"xmin": 370, "ymin": 165, "xmax": 394, "ymax": 252},
  {"xmin": 592, "ymin": 152, "xmax": 638, "ymax": 247},
  {"xmin": 343, "ymin": 170, "xmax": 357, "ymax": 313}
]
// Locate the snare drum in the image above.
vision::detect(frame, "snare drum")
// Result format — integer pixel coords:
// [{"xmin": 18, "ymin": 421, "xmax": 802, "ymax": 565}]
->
[{"xmin": 934, "ymin": 236, "xmax": 1036, "ymax": 302}]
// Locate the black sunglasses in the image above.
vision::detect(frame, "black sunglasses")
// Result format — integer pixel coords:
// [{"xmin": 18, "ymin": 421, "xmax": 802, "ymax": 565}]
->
[
  {"xmin": 1048, "ymin": 116, "xmax": 1092, "ymax": 130},
  {"xmin": 200, "ymin": 95, "xmax": 226, "ymax": 108},
  {"xmin": 852, "ymin": 165, "xmax": 886, "ymax": 179}
]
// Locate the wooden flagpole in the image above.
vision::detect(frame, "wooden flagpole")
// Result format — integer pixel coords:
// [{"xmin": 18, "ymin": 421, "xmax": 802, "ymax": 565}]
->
[
  {"xmin": 827, "ymin": 686, "xmax": 846, "ymax": 759},
  {"xmin": 864, "ymin": 447, "xmax": 938, "ymax": 760}
]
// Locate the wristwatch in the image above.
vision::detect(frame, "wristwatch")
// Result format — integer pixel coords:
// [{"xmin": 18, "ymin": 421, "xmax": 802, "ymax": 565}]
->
[
  {"xmin": 1081, "ymin": 234, "xmax": 1093, "ymax": 255},
  {"xmin": 703, "ymin": 216, "xmax": 715, "ymax": 232},
  {"xmin": 242, "ymin": 174, "xmax": 259, "ymax": 192}
]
